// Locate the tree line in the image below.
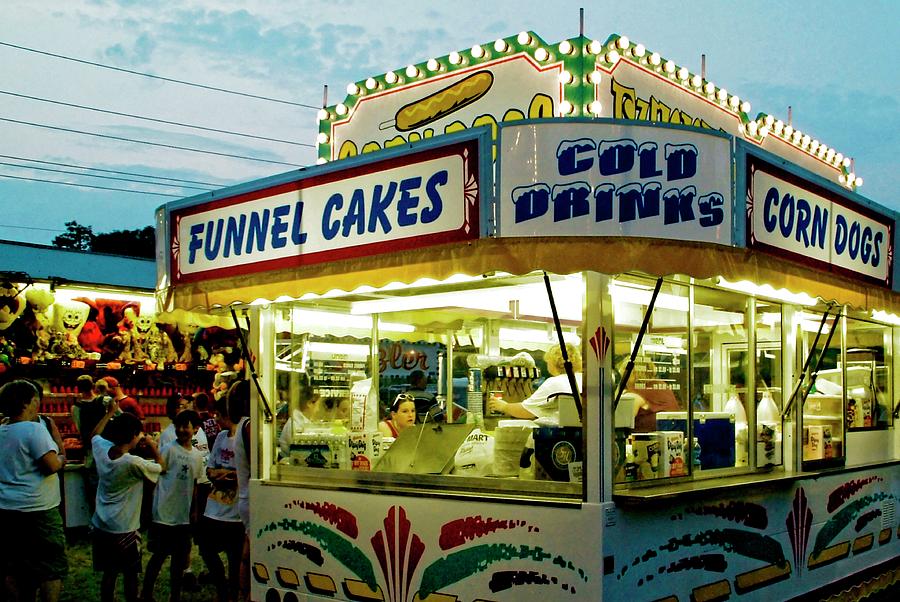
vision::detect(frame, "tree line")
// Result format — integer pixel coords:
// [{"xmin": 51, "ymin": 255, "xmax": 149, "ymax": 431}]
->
[{"xmin": 52, "ymin": 221, "xmax": 154, "ymax": 259}]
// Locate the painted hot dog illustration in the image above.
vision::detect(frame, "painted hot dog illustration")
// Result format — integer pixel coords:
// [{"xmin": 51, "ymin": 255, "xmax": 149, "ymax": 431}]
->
[{"xmin": 393, "ymin": 70, "xmax": 494, "ymax": 131}]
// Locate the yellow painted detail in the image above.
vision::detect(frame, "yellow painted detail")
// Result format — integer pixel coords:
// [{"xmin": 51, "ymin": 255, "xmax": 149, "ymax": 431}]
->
[
  {"xmin": 852, "ymin": 533, "xmax": 874, "ymax": 554},
  {"xmin": 734, "ymin": 561, "xmax": 792, "ymax": 595},
  {"xmin": 275, "ymin": 567, "xmax": 300, "ymax": 588},
  {"xmin": 251, "ymin": 562, "xmax": 270, "ymax": 583},
  {"xmin": 691, "ymin": 579, "xmax": 731, "ymax": 602},
  {"xmin": 808, "ymin": 541, "xmax": 851, "ymax": 570},
  {"xmin": 305, "ymin": 572, "xmax": 337, "ymax": 595},
  {"xmin": 343, "ymin": 578, "xmax": 385, "ymax": 601}
]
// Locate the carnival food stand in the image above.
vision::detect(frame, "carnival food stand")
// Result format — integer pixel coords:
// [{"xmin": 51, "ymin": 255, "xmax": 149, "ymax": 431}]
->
[{"xmin": 156, "ymin": 31, "xmax": 899, "ymax": 601}]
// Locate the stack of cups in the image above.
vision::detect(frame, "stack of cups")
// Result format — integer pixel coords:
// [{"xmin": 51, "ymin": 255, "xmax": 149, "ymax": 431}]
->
[{"xmin": 492, "ymin": 420, "xmax": 535, "ymax": 477}]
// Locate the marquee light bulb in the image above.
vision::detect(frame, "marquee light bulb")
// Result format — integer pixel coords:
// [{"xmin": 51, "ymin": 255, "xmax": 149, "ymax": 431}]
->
[
  {"xmin": 842, "ymin": 157, "xmax": 851, "ymax": 168},
  {"xmin": 847, "ymin": 172, "xmax": 856, "ymax": 184},
  {"xmin": 677, "ymin": 67, "xmax": 689, "ymax": 81},
  {"xmin": 764, "ymin": 115, "xmax": 774, "ymax": 128},
  {"xmin": 449, "ymin": 51, "xmax": 462, "ymax": 65},
  {"xmin": 835, "ymin": 153, "xmax": 844, "ymax": 165},
  {"xmin": 774, "ymin": 120, "xmax": 784, "ymax": 135},
  {"xmin": 729, "ymin": 95, "xmax": 740, "ymax": 109},
  {"xmin": 855, "ymin": 177, "xmax": 863, "ymax": 186},
  {"xmin": 810, "ymin": 140, "xmax": 819, "ymax": 153},
  {"xmin": 791, "ymin": 131, "xmax": 802, "ymax": 144},
  {"xmin": 365, "ymin": 77, "xmax": 378, "ymax": 90},
  {"xmin": 346, "ymin": 82, "xmax": 360, "ymax": 95},
  {"xmin": 839, "ymin": 175, "xmax": 846, "ymax": 184},
  {"xmin": 783, "ymin": 125, "xmax": 794, "ymax": 138},
  {"xmin": 716, "ymin": 88, "xmax": 727, "ymax": 102},
  {"xmin": 746, "ymin": 121, "xmax": 758, "ymax": 135},
  {"xmin": 535, "ymin": 47, "xmax": 549, "ymax": 61},
  {"xmin": 494, "ymin": 39, "xmax": 508, "ymax": 52},
  {"xmin": 405, "ymin": 64, "xmax": 419, "ymax": 78},
  {"xmin": 665, "ymin": 60, "xmax": 676, "ymax": 74},
  {"xmin": 704, "ymin": 82, "xmax": 715, "ymax": 95},
  {"xmin": 606, "ymin": 50, "xmax": 620, "ymax": 64},
  {"xmin": 335, "ymin": 103, "xmax": 348, "ymax": 116},
  {"xmin": 558, "ymin": 70, "xmax": 573, "ymax": 84},
  {"xmin": 316, "ymin": 132, "xmax": 329, "ymax": 144},
  {"xmin": 385, "ymin": 71, "xmax": 398, "ymax": 84},
  {"xmin": 559, "ymin": 40, "xmax": 573, "ymax": 55},
  {"xmin": 690, "ymin": 74, "xmax": 702, "ymax": 88},
  {"xmin": 740, "ymin": 101, "xmax": 751, "ymax": 113},
  {"xmin": 589, "ymin": 101, "xmax": 603, "ymax": 115},
  {"xmin": 588, "ymin": 40, "xmax": 603, "ymax": 54},
  {"xmin": 559, "ymin": 100, "xmax": 574, "ymax": 115},
  {"xmin": 427, "ymin": 58, "xmax": 440, "ymax": 71},
  {"xmin": 633, "ymin": 43, "xmax": 646, "ymax": 57},
  {"xmin": 317, "ymin": 108, "xmax": 329, "ymax": 121},
  {"xmin": 316, "ymin": 158, "xmax": 327, "ymax": 165},
  {"xmin": 801, "ymin": 135, "xmax": 811, "ymax": 148},
  {"xmin": 617, "ymin": 36, "xmax": 630, "ymax": 49},
  {"xmin": 471, "ymin": 44, "xmax": 485, "ymax": 58},
  {"xmin": 817, "ymin": 145, "xmax": 827, "ymax": 158},
  {"xmin": 588, "ymin": 70, "xmax": 602, "ymax": 85},
  {"xmin": 759, "ymin": 126, "xmax": 770, "ymax": 138},
  {"xmin": 517, "ymin": 31, "xmax": 532, "ymax": 45},
  {"xmin": 649, "ymin": 52, "xmax": 661, "ymax": 66}
]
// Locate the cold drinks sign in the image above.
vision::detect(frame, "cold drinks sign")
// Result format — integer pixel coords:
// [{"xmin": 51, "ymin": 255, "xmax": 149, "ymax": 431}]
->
[
  {"xmin": 497, "ymin": 121, "xmax": 732, "ymax": 245},
  {"xmin": 747, "ymin": 157, "xmax": 893, "ymax": 285},
  {"xmin": 168, "ymin": 136, "xmax": 483, "ymax": 283}
]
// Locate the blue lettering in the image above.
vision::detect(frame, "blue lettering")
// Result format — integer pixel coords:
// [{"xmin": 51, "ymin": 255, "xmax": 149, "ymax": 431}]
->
[
  {"xmin": 847, "ymin": 221, "xmax": 861, "ymax": 260},
  {"xmin": 698, "ymin": 192, "xmax": 725, "ymax": 227},
  {"xmin": 594, "ymin": 183, "xmax": 614, "ymax": 222},
  {"xmin": 368, "ymin": 183, "xmax": 396, "ymax": 234},
  {"xmin": 422, "ymin": 170, "xmax": 447, "ymax": 224},
  {"xmin": 618, "ymin": 182, "xmax": 659, "ymax": 222},
  {"xmin": 872, "ymin": 232, "xmax": 883, "ymax": 267},
  {"xmin": 246, "ymin": 210, "xmax": 269, "ymax": 253},
  {"xmin": 397, "ymin": 177, "xmax": 422, "ymax": 227},
  {"xmin": 638, "ymin": 142, "xmax": 662, "ymax": 178},
  {"xmin": 556, "ymin": 138, "xmax": 596, "ymax": 176},
  {"xmin": 763, "ymin": 187, "xmax": 779, "ymax": 233},
  {"xmin": 860, "ymin": 226, "xmax": 873, "ymax": 265},
  {"xmin": 204, "ymin": 219, "xmax": 223, "ymax": 260},
  {"xmin": 598, "ymin": 139, "xmax": 636, "ymax": 176},
  {"xmin": 342, "ymin": 188, "xmax": 366, "ymax": 237},
  {"xmin": 665, "ymin": 143, "xmax": 697, "ymax": 180},
  {"xmin": 663, "ymin": 185, "xmax": 696, "ymax": 224},
  {"xmin": 778, "ymin": 193, "xmax": 794, "ymax": 239},
  {"xmin": 224, "ymin": 215, "xmax": 246, "ymax": 258},
  {"xmin": 271, "ymin": 204, "xmax": 289, "ymax": 249},
  {"xmin": 834, "ymin": 214, "xmax": 848, "ymax": 254},
  {"xmin": 322, "ymin": 193, "xmax": 342, "ymax": 240},
  {"xmin": 512, "ymin": 184, "xmax": 550, "ymax": 223},
  {"xmin": 188, "ymin": 224, "xmax": 203, "ymax": 264},
  {"xmin": 811, "ymin": 206, "xmax": 828, "ymax": 249},
  {"xmin": 795, "ymin": 199, "xmax": 811, "ymax": 247},
  {"xmin": 551, "ymin": 182, "xmax": 591, "ymax": 222},
  {"xmin": 290, "ymin": 201, "xmax": 307, "ymax": 245}
]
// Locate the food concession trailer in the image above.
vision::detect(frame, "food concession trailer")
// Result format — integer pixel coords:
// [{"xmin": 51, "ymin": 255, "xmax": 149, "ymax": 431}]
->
[{"xmin": 156, "ymin": 32, "xmax": 899, "ymax": 602}]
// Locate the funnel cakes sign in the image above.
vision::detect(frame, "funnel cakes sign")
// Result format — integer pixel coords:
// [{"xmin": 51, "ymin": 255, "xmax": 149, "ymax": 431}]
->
[
  {"xmin": 168, "ymin": 135, "xmax": 485, "ymax": 284},
  {"xmin": 497, "ymin": 121, "xmax": 732, "ymax": 245}
]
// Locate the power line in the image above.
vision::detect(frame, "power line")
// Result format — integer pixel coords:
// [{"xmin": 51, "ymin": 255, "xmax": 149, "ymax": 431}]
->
[
  {"xmin": 0, "ymin": 161, "xmax": 213, "ymax": 191},
  {"xmin": 0, "ymin": 89, "xmax": 311, "ymax": 146},
  {"xmin": 0, "ymin": 223, "xmax": 64, "ymax": 233},
  {"xmin": 0, "ymin": 40, "xmax": 320, "ymax": 110},
  {"xmin": 0, "ymin": 154, "xmax": 225, "ymax": 187},
  {"xmin": 0, "ymin": 173, "xmax": 182, "ymax": 197},
  {"xmin": 0, "ymin": 117, "xmax": 307, "ymax": 167}
]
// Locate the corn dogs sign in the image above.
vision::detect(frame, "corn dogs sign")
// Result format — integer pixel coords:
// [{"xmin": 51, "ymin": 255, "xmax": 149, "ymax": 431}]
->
[
  {"xmin": 168, "ymin": 135, "xmax": 485, "ymax": 284},
  {"xmin": 497, "ymin": 121, "xmax": 732, "ymax": 244}
]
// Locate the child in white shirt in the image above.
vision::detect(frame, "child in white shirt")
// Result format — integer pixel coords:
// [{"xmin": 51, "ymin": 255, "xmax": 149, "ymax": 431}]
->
[
  {"xmin": 141, "ymin": 410, "xmax": 204, "ymax": 602},
  {"xmin": 90, "ymin": 408, "xmax": 163, "ymax": 602}
]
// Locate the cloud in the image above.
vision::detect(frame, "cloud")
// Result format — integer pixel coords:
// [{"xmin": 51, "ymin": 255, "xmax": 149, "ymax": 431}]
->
[{"xmin": 102, "ymin": 31, "xmax": 156, "ymax": 65}]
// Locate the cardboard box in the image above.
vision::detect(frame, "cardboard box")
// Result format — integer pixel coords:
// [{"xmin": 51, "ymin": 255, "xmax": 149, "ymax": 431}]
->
[
  {"xmin": 657, "ymin": 431, "xmax": 686, "ymax": 477},
  {"xmin": 630, "ymin": 433, "xmax": 661, "ymax": 480},
  {"xmin": 348, "ymin": 432, "xmax": 382, "ymax": 471},
  {"xmin": 803, "ymin": 425, "xmax": 824, "ymax": 460}
]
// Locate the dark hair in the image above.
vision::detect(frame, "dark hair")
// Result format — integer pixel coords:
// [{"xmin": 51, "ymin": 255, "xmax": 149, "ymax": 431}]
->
[
  {"xmin": 75, "ymin": 374, "xmax": 94, "ymax": 395},
  {"xmin": 409, "ymin": 370, "xmax": 426, "ymax": 386},
  {"xmin": 173, "ymin": 409, "xmax": 201, "ymax": 429},
  {"xmin": 227, "ymin": 380, "xmax": 249, "ymax": 423},
  {"xmin": 214, "ymin": 394, "xmax": 229, "ymax": 418},
  {"xmin": 192, "ymin": 392, "xmax": 210, "ymax": 411},
  {"xmin": 105, "ymin": 412, "xmax": 143, "ymax": 446},
  {"xmin": 390, "ymin": 393, "xmax": 416, "ymax": 413},
  {"xmin": 165, "ymin": 393, "xmax": 187, "ymax": 420},
  {"xmin": 0, "ymin": 379, "xmax": 41, "ymax": 417}
]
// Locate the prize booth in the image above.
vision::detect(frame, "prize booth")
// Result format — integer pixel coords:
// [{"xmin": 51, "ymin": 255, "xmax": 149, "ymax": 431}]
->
[{"xmin": 157, "ymin": 32, "xmax": 900, "ymax": 601}]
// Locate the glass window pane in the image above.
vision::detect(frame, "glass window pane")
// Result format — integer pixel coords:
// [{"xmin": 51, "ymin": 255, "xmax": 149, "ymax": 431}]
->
[
  {"xmin": 801, "ymin": 311, "xmax": 844, "ymax": 465},
  {"xmin": 755, "ymin": 301, "xmax": 783, "ymax": 468},
  {"xmin": 845, "ymin": 317, "xmax": 892, "ymax": 430}
]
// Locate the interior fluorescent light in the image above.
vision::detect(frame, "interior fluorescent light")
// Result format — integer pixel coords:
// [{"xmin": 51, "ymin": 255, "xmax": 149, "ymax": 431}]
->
[
  {"xmin": 306, "ymin": 342, "xmax": 369, "ymax": 358},
  {"xmin": 717, "ymin": 277, "xmax": 817, "ymax": 306},
  {"xmin": 872, "ymin": 310, "xmax": 900, "ymax": 326},
  {"xmin": 609, "ymin": 282, "xmax": 689, "ymax": 311},
  {"xmin": 499, "ymin": 327, "xmax": 580, "ymax": 345},
  {"xmin": 291, "ymin": 309, "xmax": 414, "ymax": 332}
]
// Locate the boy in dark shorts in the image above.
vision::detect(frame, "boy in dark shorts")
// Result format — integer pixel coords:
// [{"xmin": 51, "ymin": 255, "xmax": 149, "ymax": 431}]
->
[
  {"xmin": 142, "ymin": 410, "xmax": 204, "ymax": 602},
  {"xmin": 90, "ymin": 408, "xmax": 163, "ymax": 602}
]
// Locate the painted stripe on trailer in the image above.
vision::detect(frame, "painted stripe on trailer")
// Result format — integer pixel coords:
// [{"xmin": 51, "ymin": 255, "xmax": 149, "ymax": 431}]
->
[
  {"xmin": 343, "ymin": 578, "xmax": 386, "ymax": 601},
  {"xmin": 879, "ymin": 528, "xmax": 892, "ymax": 545},
  {"xmin": 691, "ymin": 578, "xmax": 731, "ymax": 602},
  {"xmin": 852, "ymin": 533, "xmax": 874, "ymax": 554},
  {"xmin": 734, "ymin": 561, "xmax": 792, "ymax": 594},
  {"xmin": 306, "ymin": 572, "xmax": 337, "ymax": 595},
  {"xmin": 808, "ymin": 541, "xmax": 851, "ymax": 570}
]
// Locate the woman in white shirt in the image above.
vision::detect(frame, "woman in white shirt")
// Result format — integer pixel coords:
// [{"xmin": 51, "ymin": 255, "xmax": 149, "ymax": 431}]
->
[
  {"xmin": 0, "ymin": 379, "xmax": 67, "ymax": 602},
  {"xmin": 488, "ymin": 343, "xmax": 583, "ymax": 424}
]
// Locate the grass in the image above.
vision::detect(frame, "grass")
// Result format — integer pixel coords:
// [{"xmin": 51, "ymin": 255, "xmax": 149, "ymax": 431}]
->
[{"xmin": 62, "ymin": 529, "xmax": 219, "ymax": 602}]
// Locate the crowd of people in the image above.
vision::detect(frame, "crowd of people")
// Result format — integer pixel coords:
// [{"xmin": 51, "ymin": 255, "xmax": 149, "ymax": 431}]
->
[{"xmin": 0, "ymin": 375, "xmax": 252, "ymax": 602}]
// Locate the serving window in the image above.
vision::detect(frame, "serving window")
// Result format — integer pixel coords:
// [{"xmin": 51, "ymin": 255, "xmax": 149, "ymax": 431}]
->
[{"xmin": 263, "ymin": 272, "xmax": 587, "ymax": 502}]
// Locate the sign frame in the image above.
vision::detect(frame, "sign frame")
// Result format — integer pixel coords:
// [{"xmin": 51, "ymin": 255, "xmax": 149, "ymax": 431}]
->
[
  {"xmin": 739, "ymin": 140, "xmax": 895, "ymax": 288},
  {"xmin": 162, "ymin": 128, "xmax": 493, "ymax": 285}
]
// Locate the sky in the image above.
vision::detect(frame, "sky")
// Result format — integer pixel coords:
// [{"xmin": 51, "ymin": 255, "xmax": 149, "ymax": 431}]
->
[{"xmin": 0, "ymin": 0, "xmax": 897, "ymax": 246}]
